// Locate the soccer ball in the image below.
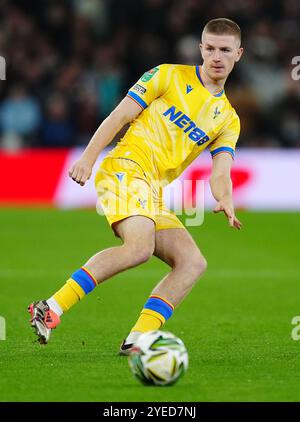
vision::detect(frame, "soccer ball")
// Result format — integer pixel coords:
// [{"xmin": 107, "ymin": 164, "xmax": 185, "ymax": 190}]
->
[{"xmin": 128, "ymin": 330, "xmax": 188, "ymax": 386}]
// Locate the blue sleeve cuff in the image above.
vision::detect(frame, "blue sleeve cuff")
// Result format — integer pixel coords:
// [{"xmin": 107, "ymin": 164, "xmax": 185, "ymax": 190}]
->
[
  {"xmin": 211, "ymin": 146, "xmax": 235, "ymax": 158},
  {"xmin": 127, "ymin": 91, "xmax": 148, "ymax": 109}
]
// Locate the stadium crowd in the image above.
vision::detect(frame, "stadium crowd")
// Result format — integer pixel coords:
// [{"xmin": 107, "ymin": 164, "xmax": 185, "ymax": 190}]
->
[{"xmin": 0, "ymin": 0, "xmax": 300, "ymax": 149}]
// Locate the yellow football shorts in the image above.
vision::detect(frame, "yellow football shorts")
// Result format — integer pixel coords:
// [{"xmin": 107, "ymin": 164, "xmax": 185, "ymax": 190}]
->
[{"xmin": 95, "ymin": 157, "xmax": 184, "ymax": 234}]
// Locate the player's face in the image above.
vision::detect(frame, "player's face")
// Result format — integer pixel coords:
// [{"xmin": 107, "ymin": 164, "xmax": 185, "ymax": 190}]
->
[{"xmin": 200, "ymin": 33, "xmax": 243, "ymax": 81}]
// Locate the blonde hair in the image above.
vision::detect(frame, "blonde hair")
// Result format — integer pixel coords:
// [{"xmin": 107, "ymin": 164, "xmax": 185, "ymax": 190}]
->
[{"xmin": 203, "ymin": 18, "xmax": 241, "ymax": 46}]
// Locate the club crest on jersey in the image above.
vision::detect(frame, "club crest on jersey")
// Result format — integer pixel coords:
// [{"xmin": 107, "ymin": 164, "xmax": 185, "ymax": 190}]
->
[
  {"xmin": 213, "ymin": 106, "xmax": 221, "ymax": 119},
  {"xmin": 141, "ymin": 67, "xmax": 159, "ymax": 82},
  {"xmin": 186, "ymin": 84, "xmax": 193, "ymax": 94},
  {"xmin": 163, "ymin": 105, "xmax": 210, "ymax": 146}
]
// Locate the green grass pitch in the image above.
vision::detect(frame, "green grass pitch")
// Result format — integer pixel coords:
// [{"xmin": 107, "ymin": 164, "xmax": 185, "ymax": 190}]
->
[{"xmin": 0, "ymin": 208, "xmax": 300, "ymax": 402}]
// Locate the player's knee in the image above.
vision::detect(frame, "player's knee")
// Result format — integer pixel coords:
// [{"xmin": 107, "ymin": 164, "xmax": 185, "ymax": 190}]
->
[
  {"xmin": 185, "ymin": 252, "xmax": 207, "ymax": 282},
  {"xmin": 125, "ymin": 243, "xmax": 154, "ymax": 267},
  {"xmin": 134, "ymin": 246, "xmax": 154, "ymax": 265},
  {"xmin": 197, "ymin": 255, "xmax": 207, "ymax": 277}
]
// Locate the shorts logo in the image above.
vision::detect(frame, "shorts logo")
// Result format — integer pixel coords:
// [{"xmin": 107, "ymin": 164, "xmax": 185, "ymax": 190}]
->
[
  {"xmin": 132, "ymin": 84, "xmax": 147, "ymax": 95},
  {"xmin": 141, "ymin": 67, "xmax": 159, "ymax": 82},
  {"xmin": 115, "ymin": 172, "xmax": 125, "ymax": 182},
  {"xmin": 137, "ymin": 198, "xmax": 147, "ymax": 209}
]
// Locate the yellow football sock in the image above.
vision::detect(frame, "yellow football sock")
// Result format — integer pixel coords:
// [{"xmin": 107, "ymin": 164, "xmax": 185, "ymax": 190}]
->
[
  {"xmin": 130, "ymin": 295, "xmax": 174, "ymax": 334},
  {"xmin": 53, "ymin": 279, "xmax": 85, "ymax": 312},
  {"xmin": 52, "ymin": 267, "xmax": 98, "ymax": 313},
  {"xmin": 131, "ymin": 308, "xmax": 165, "ymax": 333}
]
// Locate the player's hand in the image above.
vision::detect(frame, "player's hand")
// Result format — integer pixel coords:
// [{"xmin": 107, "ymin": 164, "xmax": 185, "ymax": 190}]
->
[
  {"xmin": 213, "ymin": 198, "xmax": 242, "ymax": 230},
  {"xmin": 68, "ymin": 159, "xmax": 93, "ymax": 186}
]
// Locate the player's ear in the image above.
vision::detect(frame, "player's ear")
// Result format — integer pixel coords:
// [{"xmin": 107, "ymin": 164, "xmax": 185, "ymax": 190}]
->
[
  {"xmin": 235, "ymin": 47, "xmax": 244, "ymax": 62},
  {"xmin": 199, "ymin": 43, "xmax": 204, "ymax": 59}
]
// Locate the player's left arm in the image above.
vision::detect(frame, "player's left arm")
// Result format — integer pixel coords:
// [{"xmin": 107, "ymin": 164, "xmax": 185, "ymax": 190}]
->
[{"xmin": 209, "ymin": 153, "xmax": 242, "ymax": 230}]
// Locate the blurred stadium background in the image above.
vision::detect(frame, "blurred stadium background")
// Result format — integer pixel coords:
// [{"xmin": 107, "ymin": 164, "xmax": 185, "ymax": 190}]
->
[
  {"xmin": 1, "ymin": 0, "xmax": 300, "ymax": 403},
  {"xmin": 0, "ymin": 0, "xmax": 300, "ymax": 146},
  {"xmin": 0, "ymin": 0, "xmax": 300, "ymax": 209},
  {"xmin": 0, "ymin": 0, "xmax": 300, "ymax": 208}
]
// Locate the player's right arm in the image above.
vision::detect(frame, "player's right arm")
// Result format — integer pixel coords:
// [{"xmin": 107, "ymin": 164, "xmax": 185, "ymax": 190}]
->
[
  {"xmin": 69, "ymin": 64, "xmax": 171, "ymax": 186},
  {"xmin": 69, "ymin": 97, "xmax": 142, "ymax": 186}
]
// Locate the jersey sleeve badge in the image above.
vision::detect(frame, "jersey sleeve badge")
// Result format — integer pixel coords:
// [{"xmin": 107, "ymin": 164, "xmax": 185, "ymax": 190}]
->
[{"xmin": 141, "ymin": 67, "xmax": 159, "ymax": 82}]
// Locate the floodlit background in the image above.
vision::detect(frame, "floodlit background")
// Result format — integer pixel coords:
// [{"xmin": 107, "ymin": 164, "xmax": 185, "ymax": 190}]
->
[
  {"xmin": 1, "ymin": 0, "xmax": 300, "ymax": 403},
  {"xmin": 0, "ymin": 0, "xmax": 300, "ymax": 208}
]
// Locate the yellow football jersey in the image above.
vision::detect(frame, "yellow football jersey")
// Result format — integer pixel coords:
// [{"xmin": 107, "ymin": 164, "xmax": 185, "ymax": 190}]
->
[{"xmin": 106, "ymin": 64, "xmax": 240, "ymax": 185}]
